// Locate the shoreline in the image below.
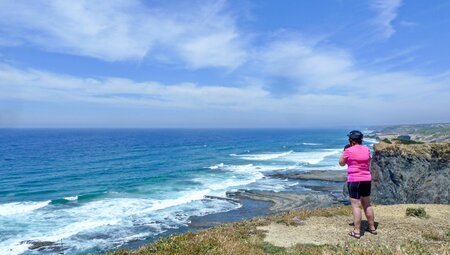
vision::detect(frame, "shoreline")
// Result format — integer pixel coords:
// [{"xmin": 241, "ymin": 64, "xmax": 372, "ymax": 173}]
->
[
  {"xmin": 21, "ymin": 170, "xmax": 348, "ymax": 253},
  {"xmin": 116, "ymin": 170, "xmax": 348, "ymax": 252}
]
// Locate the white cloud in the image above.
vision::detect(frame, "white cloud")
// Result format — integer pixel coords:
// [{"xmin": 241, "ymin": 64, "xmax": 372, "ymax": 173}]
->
[
  {"xmin": 0, "ymin": 64, "xmax": 267, "ymax": 110},
  {"xmin": 0, "ymin": 63, "xmax": 448, "ymax": 127},
  {"xmin": 257, "ymin": 38, "xmax": 358, "ymax": 89},
  {"xmin": 0, "ymin": 0, "xmax": 247, "ymax": 68},
  {"xmin": 369, "ymin": 0, "xmax": 403, "ymax": 39}
]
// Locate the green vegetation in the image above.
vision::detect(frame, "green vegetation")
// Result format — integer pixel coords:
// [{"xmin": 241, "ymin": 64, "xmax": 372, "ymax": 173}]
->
[
  {"xmin": 382, "ymin": 138, "xmax": 392, "ymax": 144},
  {"xmin": 392, "ymin": 139, "xmax": 424, "ymax": 144},
  {"xmin": 406, "ymin": 207, "xmax": 428, "ymax": 218}
]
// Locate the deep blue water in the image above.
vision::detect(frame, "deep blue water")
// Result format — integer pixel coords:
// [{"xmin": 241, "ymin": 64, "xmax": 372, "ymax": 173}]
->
[{"xmin": 0, "ymin": 129, "xmax": 375, "ymax": 254}]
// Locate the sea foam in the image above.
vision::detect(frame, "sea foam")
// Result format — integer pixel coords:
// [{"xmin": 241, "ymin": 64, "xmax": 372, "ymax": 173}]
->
[
  {"xmin": 281, "ymin": 149, "xmax": 342, "ymax": 164},
  {"xmin": 0, "ymin": 191, "xmax": 239, "ymax": 254},
  {"xmin": 302, "ymin": 142, "xmax": 322, "ymax": 146},
  {"xmin": 0, "ymin": 201, "xmax": 50, "ymax": 217},
  {"xmin": 231, "ymin": 151, "xmax": 293, "ymax": 160},
  {"xmin": 232, "ymin": 149, "xmax": 341, "ymax": 165},
  {"xmin": 64, "ymin": 196, "xmax": 79, "ymax": 201}
]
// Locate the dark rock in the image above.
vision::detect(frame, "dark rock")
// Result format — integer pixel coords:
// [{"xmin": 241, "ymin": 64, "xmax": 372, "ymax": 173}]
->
[
  {"xmin": 229, "ymin": 190, "xmax": 340, "ymax": 212},
  {"xmin": 397, "ymin": 135, "xmax": 411, "ymax": 141},
  {"xmin": 303, "ymin": 185, "xmax": 341, "ymax": 192},
  {"xmin": 371, "ymin": 142, "xmax": 450, "ymax": 204},
  {"xmin": 204, "ymin": 195, "xmax": 240, "ymax": 203},
  {"xmin": 267, "ymin": 170, "xmax": 347, "ymax": 182},
  {"xmin": 20, "ymin": 240, "xmax": 57, "ymax": 250}
]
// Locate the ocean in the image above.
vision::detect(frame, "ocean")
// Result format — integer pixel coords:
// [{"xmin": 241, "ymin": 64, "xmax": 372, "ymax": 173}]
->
[{"xmin": 0, "ymin": 129, "xmax": 375, "ymax": 254}]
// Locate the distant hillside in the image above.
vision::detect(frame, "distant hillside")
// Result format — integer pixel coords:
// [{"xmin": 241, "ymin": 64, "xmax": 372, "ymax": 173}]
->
[{"xmin": 367, "ymin": 123, "xmax": 450, "ymax": 143}]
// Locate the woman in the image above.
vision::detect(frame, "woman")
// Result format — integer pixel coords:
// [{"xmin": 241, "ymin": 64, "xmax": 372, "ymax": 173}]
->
[{"xmin": 339, "ymin": 130, "xmax": 377, "ymax": 239}]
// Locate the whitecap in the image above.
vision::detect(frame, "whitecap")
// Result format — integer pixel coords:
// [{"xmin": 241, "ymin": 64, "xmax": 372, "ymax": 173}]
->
[
  {"xmin": 142, "ymin": 189, "xmax": 211, "ymax": 213},
  {"xmin": 231, "ymin": 151, "xmax": 293, "ymax": 161},
  {"xmin": 208, "ymin": 163, "xmax": 224, "ymax": 169},
  {"xmin": 302, "ymin": 142, "xmax": 322, "ymax": 146},
  {"xmin": 281, "ymin": 149, "xmax": 342, "ymax": 165},
  {"xmin": 64, "ymin": 196, "xmax": 78, "ymax": 201}
]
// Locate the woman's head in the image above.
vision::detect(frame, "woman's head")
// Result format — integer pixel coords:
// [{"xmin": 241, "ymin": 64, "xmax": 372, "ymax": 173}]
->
[{"xmin": 347, "ymin": 130, "xmax": 363, "ymax": 145}]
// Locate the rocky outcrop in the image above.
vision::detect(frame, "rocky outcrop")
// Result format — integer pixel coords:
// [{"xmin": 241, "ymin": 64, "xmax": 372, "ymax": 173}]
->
[{"xmin": 371, "ymin": 142, "xmax": 450, "ymax": 204}]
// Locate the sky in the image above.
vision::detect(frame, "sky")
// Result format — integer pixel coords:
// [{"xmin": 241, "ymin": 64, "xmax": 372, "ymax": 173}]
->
[{"xmin": 0, "ymin": 0, "xmax": 449, "ymax": 128}]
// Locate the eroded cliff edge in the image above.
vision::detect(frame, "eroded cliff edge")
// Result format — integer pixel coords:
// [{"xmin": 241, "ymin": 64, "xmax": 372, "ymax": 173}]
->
[{"xmin": 371, "ymin": 142, "xmax": 450, "ymax": 204}]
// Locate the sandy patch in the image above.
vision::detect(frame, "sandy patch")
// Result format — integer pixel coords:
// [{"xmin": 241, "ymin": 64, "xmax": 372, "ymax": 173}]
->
[{"xmin": 257, "ymin": 204, "xmax": 450, "ymax": 248}]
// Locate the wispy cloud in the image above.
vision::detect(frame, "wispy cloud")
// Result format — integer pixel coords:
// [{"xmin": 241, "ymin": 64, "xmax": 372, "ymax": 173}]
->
[
  {"xmin": 0, "ymin": 0, "xmax": 247, "ymax": 68},
  {"xmin": 369, "ymin": 0, "xmax": 403, "ymax": 39},
  {"xmin": 370, "ymin": 46, "xmax": 420, "ymax": 66}
]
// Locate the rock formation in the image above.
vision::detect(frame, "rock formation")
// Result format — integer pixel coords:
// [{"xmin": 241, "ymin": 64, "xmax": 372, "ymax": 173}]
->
[{"xmin": 370, "ymin": 142, "xmax": 450, "ymax": 204}]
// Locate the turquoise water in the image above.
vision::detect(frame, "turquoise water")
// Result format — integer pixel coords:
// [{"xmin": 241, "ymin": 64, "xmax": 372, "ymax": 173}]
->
[{"xmin": 0, "ymin": 129, "xmax": 374, "ymax": 254}]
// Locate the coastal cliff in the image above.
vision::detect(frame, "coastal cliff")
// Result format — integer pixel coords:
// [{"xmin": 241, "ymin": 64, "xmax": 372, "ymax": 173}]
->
[{"xmin": 371, "ymin": 142, "xmax": 450, "ymax": 204}]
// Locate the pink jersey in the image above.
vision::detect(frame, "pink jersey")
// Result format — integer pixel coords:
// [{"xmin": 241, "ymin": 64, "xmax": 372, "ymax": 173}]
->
[{"xmin": 343, "ymin": 145, "xmax": 372, "ymax": 182}]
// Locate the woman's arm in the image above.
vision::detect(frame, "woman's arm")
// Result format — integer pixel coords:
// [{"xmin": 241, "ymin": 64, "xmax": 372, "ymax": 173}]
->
[{"xmin": 339, "ymin": 154, "xmax": 347, "ymax": 166}]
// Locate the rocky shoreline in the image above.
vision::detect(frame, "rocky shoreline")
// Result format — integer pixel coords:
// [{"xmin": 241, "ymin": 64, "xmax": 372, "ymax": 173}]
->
[
  {"xmin": 224, "ymin": 170, "xmax": 348, "ymax": 213},
  {"xmin": 267, "ymin": 170, "xmax": 347, "ymax": 182}
]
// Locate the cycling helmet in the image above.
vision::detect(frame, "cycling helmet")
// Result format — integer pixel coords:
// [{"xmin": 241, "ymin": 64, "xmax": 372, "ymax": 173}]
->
[{"xmin": 347, "ymin": 130, "xmax": 363, "ymax": 140}]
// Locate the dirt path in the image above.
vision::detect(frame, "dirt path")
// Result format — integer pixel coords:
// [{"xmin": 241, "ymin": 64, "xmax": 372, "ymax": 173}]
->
[{"xmin": 257, "ymin": 204, "xmax": 450, "ymax": 248}]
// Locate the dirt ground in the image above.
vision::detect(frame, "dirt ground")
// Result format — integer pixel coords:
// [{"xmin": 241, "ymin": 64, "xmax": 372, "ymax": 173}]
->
[{"xmin": 257, "ymin": 204, "xmax": 450, "ymax": 248}]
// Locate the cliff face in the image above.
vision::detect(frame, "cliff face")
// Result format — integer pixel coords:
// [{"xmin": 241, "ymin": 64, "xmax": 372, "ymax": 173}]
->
[{"xmin": 371, "ymin": 142, "xmax": 450, "ymax": 204}]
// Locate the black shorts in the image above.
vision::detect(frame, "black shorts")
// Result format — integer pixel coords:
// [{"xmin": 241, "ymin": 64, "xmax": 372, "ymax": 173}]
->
[{"xmin": 347, "ymin": 181, "xmax": 371, "ymax": 199}]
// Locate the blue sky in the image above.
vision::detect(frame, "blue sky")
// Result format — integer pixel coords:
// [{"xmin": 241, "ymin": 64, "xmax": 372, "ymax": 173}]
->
[{"xmin": 0, "ymin": 0, "xmax": 449, "ymax": 128}]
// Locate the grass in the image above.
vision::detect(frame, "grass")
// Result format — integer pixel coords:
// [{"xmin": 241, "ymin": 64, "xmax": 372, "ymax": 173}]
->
[
  {"xmin": 422, "ymin": 230, "xmax": 449, "ymax": 242},
  {"xmin": 106, "ymin": 206, "xmax": 450, "ymax": 255},
  {"xmin": 272, "ymin": 206, "xmax": 351, "ymax": 226},
  {"xmin": 406, "ymin": 207, "xmax": 428, "ymax": 218}
]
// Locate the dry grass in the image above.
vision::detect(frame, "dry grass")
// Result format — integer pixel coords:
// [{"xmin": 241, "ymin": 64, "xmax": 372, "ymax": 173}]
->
[{"xmin": 108, "ymin": 205, "xmax": 450, "ymax": 255}]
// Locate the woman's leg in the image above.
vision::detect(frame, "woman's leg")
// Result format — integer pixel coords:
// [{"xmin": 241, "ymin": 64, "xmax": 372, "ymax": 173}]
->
[
  {"xmin": 361, "ymin": 196, "xmax": 375, "ymax": 230},
  {"xmin": 350, "ymin": 198, "xmax": 361, "ymax": 234}
]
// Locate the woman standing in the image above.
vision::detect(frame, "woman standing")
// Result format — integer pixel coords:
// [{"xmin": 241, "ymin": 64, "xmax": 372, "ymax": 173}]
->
[{"xmin": 339, "ymin": 130, "xmax": 377, "ymax": 239}]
